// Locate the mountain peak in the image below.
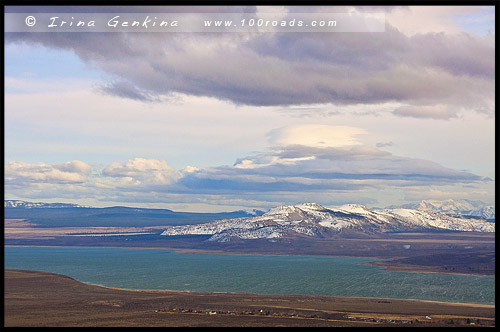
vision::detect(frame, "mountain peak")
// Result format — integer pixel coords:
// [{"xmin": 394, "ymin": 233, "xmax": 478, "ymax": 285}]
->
[
  {"xmin": 296, "ymin": 202, "xmax": 326, "ymax": 210},
  {"xmin": 264, "ymin": 202, "xmax": 326, "ymax": 217},
  {"xmin": 415, "ymin": 199, "xmax": 495, "ymax": 219},
  {"xmin": 338, "ymin": 204, "xmax": 372, "ymax": 214},
  {"xmin": 161, "ymin": 201, "xmax": 495, "ymax": 242}
]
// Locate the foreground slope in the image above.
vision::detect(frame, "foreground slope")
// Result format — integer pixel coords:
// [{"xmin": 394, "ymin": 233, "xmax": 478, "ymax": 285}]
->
[{"xmin": 5, "ymin": 269, "xmax": 495, "ymax": 327}]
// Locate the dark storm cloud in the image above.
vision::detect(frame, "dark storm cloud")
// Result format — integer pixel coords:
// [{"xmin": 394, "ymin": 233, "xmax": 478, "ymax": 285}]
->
[{"xmin": 5, "ymin": 6, "xmax": 494, "ymax": 118}]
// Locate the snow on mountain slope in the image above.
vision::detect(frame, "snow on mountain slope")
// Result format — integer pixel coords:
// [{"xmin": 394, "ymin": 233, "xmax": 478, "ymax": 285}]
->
[
  {"xmin": 336, "ymin": 204, "xmax": 372, "ymax": 215},
  {"xmin": 380, "ymin": 208, "xmax": 494, "ymax": 232},
  {"xmin": 397, "ymin": 199, "xmax": 495, "ymax": 220},
  {"xmin": 161, "ymin": 202, "xmax": 495, "ymax": 242},
  {"xmin": 4, "ymin": 200, "xmax": 91, "ymax": 209}
]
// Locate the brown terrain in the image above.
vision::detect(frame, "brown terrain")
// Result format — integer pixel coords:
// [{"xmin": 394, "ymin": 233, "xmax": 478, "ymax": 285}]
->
[
  {"xmin": 4, "ymin": 269, "xmax": 495, "ymax": 327},
  {"xmin": 4, "ymin": 218, "xmax": 495, "ymax": 327}
]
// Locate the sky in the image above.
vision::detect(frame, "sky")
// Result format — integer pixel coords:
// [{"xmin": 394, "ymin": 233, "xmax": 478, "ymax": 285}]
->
[{"xmin": 4, "ymin": 5, "xmax": 495, "ymax": 212}]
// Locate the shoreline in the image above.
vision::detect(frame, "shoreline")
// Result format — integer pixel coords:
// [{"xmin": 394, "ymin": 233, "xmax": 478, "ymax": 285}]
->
[
  {"xmin": 79, "ymin": 281, "xmax": 497, "ymax": 309},
  {"xmin": 5, "ymin": 269, "xmax": 495, "ymax": 327},
  {"xmin": 7, "ymin": 267, "xmax": 497, "ymax": 309},
  {"xmin": 4, "ymin": 257, "xmax": 494, "ymax": 307},
  {"xmin": 366, "ymin": 261, "xmax": 495, "ymax": 277}
]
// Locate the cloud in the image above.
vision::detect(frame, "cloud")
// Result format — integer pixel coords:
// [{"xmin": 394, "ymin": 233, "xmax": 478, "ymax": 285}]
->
[
  {"xmin": 3, "ymin": 6, "xmax": 495, "ymax": 211},
  {"xmin": 5, "ymin": 6, "xmax": 494, "ymax": 119},
  {"xmin": 102, "ymin": 158, "xmax": 180, "ymax": 185},
  {"xmin": 393, "ymin": 105, "xmax": 458, "ymax": 120},
  {"xmin": 4, "ymin": 145, "xmax": 491, "ymax": 209},
  {"xmin": 398, "ymin": 184, "xmax": 496, "ymax": 206},
  {"xmin": 267, "ymin": 125, "xmax": 366, "ymax": 148},
  {"xmin": 409, "ymin": 32, "xmax": 494, "ymax": 79},
  {"xmin": 5, "ymin": 160, "xmax": 91, "ymax": 183},
  {"xmin": 100, "ymin": 80, "xmax": 162, "ymax": 102},
  {"xmin": 54, "ymin": 160, "xmax": 92, "ymax": 174},
  {"xmin": 385, "ymin": 6, "xmax": 486, "ymax": 36},
  {"xmin": 180, "ymin": 144, "xmax": 488, "ymax": 197},
  {"xmin": 376, "ymin": 141, "xmax": 393, "ymax": 148}
]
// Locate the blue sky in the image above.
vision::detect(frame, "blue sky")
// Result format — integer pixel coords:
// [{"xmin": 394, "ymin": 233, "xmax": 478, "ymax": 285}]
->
[
  {"xmin": 5, "ymin": 43, "xmax": 101, "ymax": 82},
  {"xmin": 4, "ymin": 5, "xmax": 495, "ymax": 212},
  {"xmin": 453, "ymin": 6, "xmax": 495, "ymax": 36}
]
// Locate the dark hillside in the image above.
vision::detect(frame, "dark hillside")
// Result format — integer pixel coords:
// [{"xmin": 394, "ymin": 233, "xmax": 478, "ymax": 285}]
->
[{"xmin": 4, "ymin": 206, "xmax": 260, "ymax": 228}]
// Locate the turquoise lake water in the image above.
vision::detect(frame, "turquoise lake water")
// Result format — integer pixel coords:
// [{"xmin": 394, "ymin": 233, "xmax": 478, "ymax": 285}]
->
[{"xmin": 4, "ymin": 246, "xmax": 495, "ymax": 305}]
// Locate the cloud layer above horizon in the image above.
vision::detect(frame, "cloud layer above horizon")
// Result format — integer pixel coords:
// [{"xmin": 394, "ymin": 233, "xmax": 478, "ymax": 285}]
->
[
  {"xmin": 5, "ymin": 124, "xmax": 493, "ymax": 210},
  {"xmin": 5, "ymin": 6, "xmax": 494, "ymax": 120},
  {"xmin": 4, "ymin": 5, "xmax": 495, "ymax": 211}
]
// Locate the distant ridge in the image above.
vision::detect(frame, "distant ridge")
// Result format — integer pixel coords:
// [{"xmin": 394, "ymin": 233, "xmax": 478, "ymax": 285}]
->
[
  {"xmin": 161, "ymin": 202, "xmax": 495, "ymax": 242},
  {"xmin": 3, "ymin": 200, "xmax": 261, "ymax": 228},
  {"xmin": 387, "ymin": 199, "xmax": 495, "ymax": 220},
  {"xmin": 4, "ymin": 200, "xmax": 92, "ymax": 209}
]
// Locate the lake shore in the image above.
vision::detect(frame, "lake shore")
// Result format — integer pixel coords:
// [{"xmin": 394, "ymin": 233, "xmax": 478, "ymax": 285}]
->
[
  {"xmin": 5, "ymin": 243, "xmax": 495, "ymax": 277},
  {"xmin": 5, "ymin": 218, "xmax": 495, "ymax": 277},
  {"xmin": 4, "ymin": 269, "xmax": 495, "ymax": 327}
]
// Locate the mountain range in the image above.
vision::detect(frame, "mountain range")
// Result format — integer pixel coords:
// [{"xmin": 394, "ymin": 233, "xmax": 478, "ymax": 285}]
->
[
  {"xmin": 3, "ymin": 200, "xmax": 261, "ymax": 228},
  {"xmin": 4, "ymin": 199, "xmax": 494, "ymax": 234},
  {"xmin": 393, "ymin": 199, "xmax": 495, "ymax": 220},
  {"xmin": 4, "ymin": 200, "xmax": 91, "ymax": 209},
  {"xmin": 160, "ymin": 202, "xmax": 495, "ymax": 242},
  {"xmin": 6, "ymin": 198, "xmax": 492, "ymax": 219}
]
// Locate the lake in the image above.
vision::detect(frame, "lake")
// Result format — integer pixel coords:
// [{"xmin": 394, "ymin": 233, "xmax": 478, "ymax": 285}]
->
[{"xmin": 4, "ymin": 246, "xmax": 495, "ymax": 305}]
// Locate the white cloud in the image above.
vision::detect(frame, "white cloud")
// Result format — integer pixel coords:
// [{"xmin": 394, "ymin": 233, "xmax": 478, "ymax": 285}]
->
[
  {"xmin": 4, "ymin": 148, "xmax": 492, "ymax": 211},
  {"xmin": 393, "ymin": 104, "xmax": 457, "ymax": 120},
  {"xmin": 54, "ymin": 160, "xmax": 92, "ymax": 174},
  {"xmin": 267, "ymin": 125, "xmax": 366, "ymax": 148},
  {"xmin": 234, "ymin": 155, "xmax": 316, "ymax": 169},
  {"xmin": 5, "ymin": 160, "xmax": 91, "ymax": 183},
  {"xmin": 181, "ymin": 165, "xmax": 200, "ymax": 174},
  {"xmin": 386, "ymin": 6, "xmax": 481, "ymax": 36},
  {"xmin": 103, "ymin": 158, "xmax": 180, "ymax": 185}
]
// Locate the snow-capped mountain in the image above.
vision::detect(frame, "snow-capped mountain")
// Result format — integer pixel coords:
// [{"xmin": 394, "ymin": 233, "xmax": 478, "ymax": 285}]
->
[
  {"xmin": 393, "ymin": 199, "xmax": 495, "ymax": 220},
  {"xmin": 4, "ymin": 200, "xmax": 91, "ymax": 209},
  {"xmin": 161, "ymin": 202, "xmax": 495, "ymax": 242}
]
